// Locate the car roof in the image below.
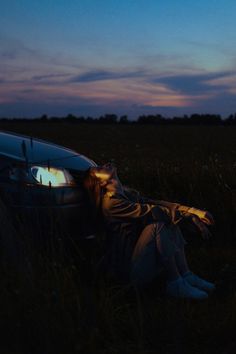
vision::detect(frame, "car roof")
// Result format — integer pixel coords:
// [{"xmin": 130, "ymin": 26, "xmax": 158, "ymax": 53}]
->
[{"xmin": 0, "ymin": 130, "xmax": 96, "ymax": 170}]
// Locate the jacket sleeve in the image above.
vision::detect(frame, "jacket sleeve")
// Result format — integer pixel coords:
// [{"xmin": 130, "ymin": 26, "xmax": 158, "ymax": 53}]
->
[
  {"xmin": 102, "ymin": 193, "xmax": 171, "ymax": 223},
  {"xmin": 135, "ymin": 194, "xmax": 188, "ymax": 225}
]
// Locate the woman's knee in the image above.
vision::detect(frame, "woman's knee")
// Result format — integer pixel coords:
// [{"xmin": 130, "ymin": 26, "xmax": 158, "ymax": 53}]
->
[
  {"xmin": 169, "ymin": 224, "xmax": 187, "ymax": 248},
  {"xmin": 130, "ymin": 251, "xmax": 163, "ymax": 287},
  {"xmin": 132, "ymin": 222, "xmax": 163, "ymax": 261},
  {"xmin": 155, "ymin": 224, "xmax": 187, "ymax": 260}
]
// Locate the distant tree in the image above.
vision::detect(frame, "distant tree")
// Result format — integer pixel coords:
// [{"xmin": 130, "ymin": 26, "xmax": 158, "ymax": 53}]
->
[
  {"xmin": 2, "ymin": 112, "xmax": 236, "ymax": 125},
  {"xmin": 86, "ymin": 116, "xmax": 95, "ymax": 123},
  {"xmin": 189, "ymin": 114, "xmax": 222, "ymax": 125},
  {"xmin": 98, "ymin": 114, "xmax": 118, "ymax": 123},
  {"xmin": 40, "ymin": 114, "xmax": 48, "ymax": 121},
  {"xmin": 119, "ymin": 115, "xmax": 128, "ymax": 123},
  {"xmin": 225, "ymin": 113, "xmax": 236, "ymax": 125},
  {"xmin": 66, "ymin": 113, "xmax": 77, "ymax": 122},
  {"xmin": 50, "ymin": 116, "xmax": 61, "ymax": 122},
  {"xmin": 137, "ymin": 114, "xmax": 164, "ymax": 124},
  {"xmin": 172, "ymin": 116, "xmax": 184, "ymax": 124},
  {"xmin": 77, "ymin": 116, "xmax": 86, "ymax": 123}
]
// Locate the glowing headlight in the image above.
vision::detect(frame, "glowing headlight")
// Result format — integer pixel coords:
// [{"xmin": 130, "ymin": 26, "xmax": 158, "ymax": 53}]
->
[{"xmin": 31, "ymin": 166, "xmax": 74, "ymax": 187}]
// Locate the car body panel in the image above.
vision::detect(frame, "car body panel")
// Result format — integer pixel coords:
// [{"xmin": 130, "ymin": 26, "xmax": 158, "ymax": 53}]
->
[
  {"xmin": 0, "ymin": 131, "xmax": 96, "ymax": 170},
  {"xmin": 0, "ymin": 130, "xmax": 97, "ymax": 240}
]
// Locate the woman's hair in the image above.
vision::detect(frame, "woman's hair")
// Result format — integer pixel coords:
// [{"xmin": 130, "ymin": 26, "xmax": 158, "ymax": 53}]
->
[
  {"xmin": 83, "ymin": 167, "xmax": 105, "ymax": 231},
  {"xmin": 83, "ymin": 166, "xmax": 142, "ymax": 230}
]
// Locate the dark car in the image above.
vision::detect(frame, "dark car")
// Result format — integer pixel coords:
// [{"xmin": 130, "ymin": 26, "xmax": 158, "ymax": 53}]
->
[{"xmin": 0, "ymin": 130, "xmax": 97, "ymax": 244}]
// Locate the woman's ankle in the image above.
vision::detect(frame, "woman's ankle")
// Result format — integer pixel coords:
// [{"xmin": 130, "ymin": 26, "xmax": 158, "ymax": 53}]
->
[
  {"xmin": 167, "ymin": 275, "xmax": 182, "ymax": 284},
  {"xmin": 182, "ymin": 270, "xmax": 192, "ymax": 278}
]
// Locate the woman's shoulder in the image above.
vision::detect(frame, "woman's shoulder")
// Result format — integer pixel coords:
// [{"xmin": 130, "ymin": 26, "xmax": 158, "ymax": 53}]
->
[
  {"xmin": 122, "ymin": 186, "xmax": 141, "ymax": 202},
  {"xmin": 101, "ymin": 191, "xmax": 128, "ymax": 219}
]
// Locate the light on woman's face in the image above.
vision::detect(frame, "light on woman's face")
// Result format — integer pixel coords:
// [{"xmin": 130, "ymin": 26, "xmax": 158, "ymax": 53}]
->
[{"xmin": 94, "ymin": 171, "xmax": 111, "ymax": 181}]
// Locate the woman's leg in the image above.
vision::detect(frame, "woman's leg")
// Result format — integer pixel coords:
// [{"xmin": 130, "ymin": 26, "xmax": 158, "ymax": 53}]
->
[
  {"xmin": 130, "ymin": 223, "xmax": 184, "ymax": 285},
  {"xmin": 130, "ymin": 223, "xmax": 209, "ymax": 299},
  {"xmin": 175, "ymin": 249, "xmax": 190, "ymax": 276},
  {"xmin": 155, "ymin": 223, "xmax": 188, "ymax": 280},
  {"xmin": 168, "ymin": 225, "xmax": 190, "ymax": 275},
  {"xmin": 130, "ymin": 223, "xmax": 165, "ymax": 286},
  {"xmin": 168, "ymin": 225, "xmax": 215, "ymax": 292},
  {"xmin": 162, "ymin": 255, "xmax": 181, "ymax": 281}
]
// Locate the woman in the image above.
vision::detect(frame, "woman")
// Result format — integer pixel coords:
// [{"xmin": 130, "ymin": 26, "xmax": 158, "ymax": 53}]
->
[{"xmin": 83, "ymin": 162, "xmax": 215, "ymax": 300}]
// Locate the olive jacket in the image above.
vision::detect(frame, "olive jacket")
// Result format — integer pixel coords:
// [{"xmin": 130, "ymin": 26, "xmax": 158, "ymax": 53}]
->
[{"xmin": 101, "ymin": 187, "xmax": 184, "ymax": 282}]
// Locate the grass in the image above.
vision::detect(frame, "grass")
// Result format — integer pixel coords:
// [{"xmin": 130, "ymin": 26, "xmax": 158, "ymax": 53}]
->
[{"xmin": 0, "ymin": 121, "xmax": 236, "ymax": 354}]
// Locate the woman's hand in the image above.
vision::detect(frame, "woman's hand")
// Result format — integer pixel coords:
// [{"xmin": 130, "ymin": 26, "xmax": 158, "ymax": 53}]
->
[
  {"xmin": 190, "ymin": 214, "xmax": 212, "ymax": 240},
  {"xmin": 198, "ymin": 210, "xmax": 215, "ymax": 226},
  {"xmin": 180, "ymin": 206, "xmax": 215, "ymax": 226}
]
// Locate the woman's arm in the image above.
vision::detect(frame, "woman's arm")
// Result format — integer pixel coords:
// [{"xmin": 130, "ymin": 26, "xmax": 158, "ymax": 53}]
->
[
  {"xmin": 132, "ymin": 193, "xmax": 214, "ymax": 227},
  {"xmin": 103, "ymin": 179, "xmax": 214, "ymax": 228},
  {"xmin": 129, "ymin": 192, "xmax": 183, "ymax": 224},
  {"xmin": 102, "ymin": 193, "xmax": 171, "ymax": 224},
  {"xmin": 104, "ymin": 183, "xmax": 180, "ymax": 224}
]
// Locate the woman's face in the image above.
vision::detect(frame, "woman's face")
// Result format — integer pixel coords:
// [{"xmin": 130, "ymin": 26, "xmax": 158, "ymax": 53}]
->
[{"xmin": 91, "ymin": 163, "xmax": 117, "ymax": 183}]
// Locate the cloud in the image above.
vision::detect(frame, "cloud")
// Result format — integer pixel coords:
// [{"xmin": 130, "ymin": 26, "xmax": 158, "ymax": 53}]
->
[
  {"xmin": 1, "ymin": 38, "xmax": 236, "ymax": 120},
  {"xmin": 1, "ymin": 89, "xmax": 235, "ymax": 119},
  {"xmin": 69, "ymin": 69, "xmax": 146, "ymax": 83},
  {"xmin": 0, "ymin": 33, "xmax": 38, "ymax": 60},
  {"xmin": 191, "ymin": 91, "xmax": 236, "ymax": 115},
  {"xmin": 31, "ymin": 73, "xmax": 71, "ymax": 81},
  {"xmin": 1, "ymin": 83, "xmax": 236, "ymax": 119},
  {"xmin": 152, "ymin": 71, "xmax": 233, "ymax": 95},
  {"xmin": 0, "ymin": 33, "xmax": 87, "ymax": 85},
  {"xmin": 184, "ymin": 39, "xmax": 236, "ymax": 58}
]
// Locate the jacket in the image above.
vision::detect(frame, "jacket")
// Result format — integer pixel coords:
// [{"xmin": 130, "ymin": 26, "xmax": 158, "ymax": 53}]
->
[{"xmin": 101, "ymin": 187, "xmax": 184, "ymax": 282}]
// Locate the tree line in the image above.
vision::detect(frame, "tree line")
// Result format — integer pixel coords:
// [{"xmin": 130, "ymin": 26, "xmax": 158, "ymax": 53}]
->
[{"xmin": 0, "ymin": 113, "xmax": 236, "ymax": 125}]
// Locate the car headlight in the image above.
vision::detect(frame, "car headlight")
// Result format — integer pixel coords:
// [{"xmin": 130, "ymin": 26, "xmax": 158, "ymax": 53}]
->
[{"xmin": 31, "ymin": 166, "xmax": 74, "ymax": 187}]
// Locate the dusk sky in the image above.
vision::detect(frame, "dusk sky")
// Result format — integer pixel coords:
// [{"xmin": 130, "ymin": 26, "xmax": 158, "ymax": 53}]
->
[{"xmin": 1, "ymin": 0, "xmax": 236, "ymax": 119}]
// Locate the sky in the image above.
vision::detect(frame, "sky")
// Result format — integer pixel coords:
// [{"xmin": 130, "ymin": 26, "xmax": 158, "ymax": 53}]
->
[{"xmin": 0, "ymin": 0, "xmax": 236, "ymax": 119}]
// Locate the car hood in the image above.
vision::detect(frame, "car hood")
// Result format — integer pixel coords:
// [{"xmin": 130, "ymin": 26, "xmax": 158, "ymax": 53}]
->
[{"xmin": 0, "ymin": 131, "xmax": 97, "ymax": 171}]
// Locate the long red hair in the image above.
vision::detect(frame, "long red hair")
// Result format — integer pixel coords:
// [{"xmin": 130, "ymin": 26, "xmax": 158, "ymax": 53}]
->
[
  {"xmin": 83, "ymin": 167, "xmax": 105, "ymax": 231},
  {"xmin": 83, "ymin": 166, "xmax": 143, "ymax": 230}
]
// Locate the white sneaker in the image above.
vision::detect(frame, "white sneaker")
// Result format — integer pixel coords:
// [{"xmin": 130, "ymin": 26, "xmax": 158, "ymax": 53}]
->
[
  {"xmin": 183, "ymin": 271, "xmax": 216, "ymax": 292},
  {"xmin": 166, "ymin": 277, "xmax": 208, "ymax": 300}
]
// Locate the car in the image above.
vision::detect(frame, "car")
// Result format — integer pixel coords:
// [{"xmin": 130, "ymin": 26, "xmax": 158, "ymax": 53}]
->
[{"xmin": 0, "ymin": 130, "xmax": 97, "ymax": 246}]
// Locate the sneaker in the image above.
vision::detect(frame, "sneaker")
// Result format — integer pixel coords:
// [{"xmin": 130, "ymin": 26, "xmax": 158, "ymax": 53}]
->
[
  {"xmin": 166, "ymin": 277, "xmax": 208, "ymax": 300},
  {"xmin": 183, "ymin": 271, "xmax": 216, "ymax": 293}
]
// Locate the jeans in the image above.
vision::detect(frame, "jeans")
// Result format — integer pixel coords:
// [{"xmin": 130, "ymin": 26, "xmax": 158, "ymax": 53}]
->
[{"xmin": 129, "ymin": 222, "xmax": 187, "ymax": 286}]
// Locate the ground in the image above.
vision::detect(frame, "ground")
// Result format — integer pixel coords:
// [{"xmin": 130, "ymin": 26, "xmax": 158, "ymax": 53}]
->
[{"xmin": 0, "ymin": 121, "xmax": 236, "ymax": 354}]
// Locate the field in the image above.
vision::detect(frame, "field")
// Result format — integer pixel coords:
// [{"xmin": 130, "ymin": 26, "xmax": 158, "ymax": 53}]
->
[{"xmin": 0, "ymin": 121, "xmax": 236, "ymax": 354}]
